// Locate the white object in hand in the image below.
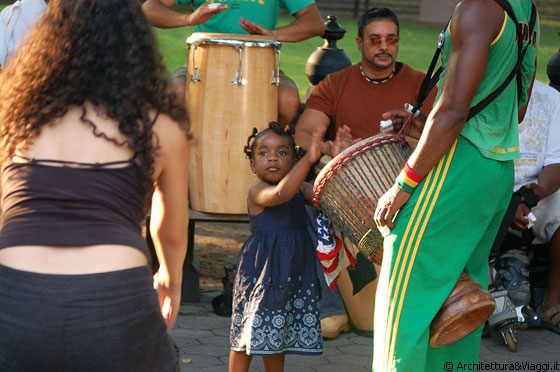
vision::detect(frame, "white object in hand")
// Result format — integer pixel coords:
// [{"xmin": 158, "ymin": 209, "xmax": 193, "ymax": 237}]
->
[
  {"xmin": 526, "ymin": 212, "xmax": 537, "ymax": 229},
  {"xmin": 405, "ymin": 103, "xmax": 421, "ymax": 117},
  {"xmin": 208, "ymin": 3, "xmax": 221, "ymax": 10},
  {"xmin": 377, "ymin": 224, "xmax": 391, "ymax": 238},
  {"xmin": 380, "ymin": 119, "xmax": 393, "ymax": 133}
]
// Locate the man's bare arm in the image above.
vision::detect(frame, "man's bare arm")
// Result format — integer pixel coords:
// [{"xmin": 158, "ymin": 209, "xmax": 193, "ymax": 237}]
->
[
  {"xmin": 294, "ymin": 108, "xmax": 331, "ymax": 154},
  {"xmin": 142, "ymin": 0, "xmax": 226, "ymax": 28},
  {"xmin": 272, "ymin": 4, "xmax": 324, "ymax": 42},
  {"xmin": 533, "ymin": 164, "xmax": 560, "ymax": 200},
  {"xmin": 375, "ymin": 0, "xmax": 505, "ymax": 227},
  {"xmin": 240, "ymin": 4, "xmax": 324, "ymax": 42},
  {"xmin": 407, "ymin": 0, "xmax": 504, "ymax": 177}
]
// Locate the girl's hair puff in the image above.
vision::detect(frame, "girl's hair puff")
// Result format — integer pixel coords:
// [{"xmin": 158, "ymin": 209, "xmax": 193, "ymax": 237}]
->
[{"xmin": 244, "ymin": 122, "xmax": 299, "ymax": 160}]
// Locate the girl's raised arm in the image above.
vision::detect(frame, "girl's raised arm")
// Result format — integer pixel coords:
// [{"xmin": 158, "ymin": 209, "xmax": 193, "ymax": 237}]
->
[{"xmin": 250, "ymin": 127, "xmax": 324, "ymax": 210}]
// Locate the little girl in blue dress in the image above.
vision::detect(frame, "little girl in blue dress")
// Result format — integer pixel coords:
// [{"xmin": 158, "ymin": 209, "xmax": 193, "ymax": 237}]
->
[{"xmin": 229, "ymin": 122, "xmax": 325, "ymax": 371}]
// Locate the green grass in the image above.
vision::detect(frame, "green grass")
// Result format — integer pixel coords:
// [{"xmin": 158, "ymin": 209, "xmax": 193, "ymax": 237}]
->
[
  {"xmin": 1, "ymin": 2, "xmax": 557, "ymax": 96},
  {"xmin": 153, "ymin": 17, "xmax": 559, "ymax": 98}
]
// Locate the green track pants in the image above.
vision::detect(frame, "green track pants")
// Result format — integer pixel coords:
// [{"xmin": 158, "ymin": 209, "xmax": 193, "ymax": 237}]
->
[{"xmin": 373, "ymin": 137, "xmax": 514, "ymax": 372}]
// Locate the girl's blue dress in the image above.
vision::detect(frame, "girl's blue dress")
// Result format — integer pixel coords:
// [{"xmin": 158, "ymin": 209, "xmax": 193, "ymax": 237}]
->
[{"xmin": 230, "ymin": 191, "xmax": 323, "ymax": 355}]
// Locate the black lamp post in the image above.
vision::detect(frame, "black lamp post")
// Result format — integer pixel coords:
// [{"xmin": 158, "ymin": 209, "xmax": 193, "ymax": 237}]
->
[{"xmin": 305, "ymin": 15, "xmax": 352, "ymax": 86}]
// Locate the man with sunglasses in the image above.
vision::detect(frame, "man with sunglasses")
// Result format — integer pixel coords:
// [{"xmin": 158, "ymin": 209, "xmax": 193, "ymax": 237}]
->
[
  {"xmin": 294, "ymin": 7, "xmax": 437, "ymax": 341},
  {"xmin": 295, "ymin": 7, "xmax": 436, "ymax": 157}
]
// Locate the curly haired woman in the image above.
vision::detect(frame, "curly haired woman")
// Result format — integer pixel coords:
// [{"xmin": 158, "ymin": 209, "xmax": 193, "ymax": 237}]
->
[{"xmin": 0, "ymin": 1, "xmax": 190, "ymax": 370}]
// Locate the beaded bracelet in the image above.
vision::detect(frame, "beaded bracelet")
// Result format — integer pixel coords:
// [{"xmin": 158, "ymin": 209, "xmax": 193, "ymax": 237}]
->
[{"xmin": 396, "ymin": 162, "xmax": 423, "ymax": 193}]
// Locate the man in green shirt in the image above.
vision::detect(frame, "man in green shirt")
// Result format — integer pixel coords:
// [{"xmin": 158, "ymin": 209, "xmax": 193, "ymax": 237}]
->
[
  {"xmin": 373, "ymin": 0, "xmax": 538, "ymax": 370},
  {"xmin": 142, "ymin": 0, "xmax": 324, "ymax": 125}
]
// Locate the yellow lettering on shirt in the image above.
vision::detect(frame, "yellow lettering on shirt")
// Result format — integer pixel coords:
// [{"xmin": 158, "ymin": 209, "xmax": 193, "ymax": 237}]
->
[
  {"xmin": 491, "ymin": 147, "xmax": 507, "ymax": 154},
  {"xmin": 491, "ymin": 146, "xmax": 519, "ymax": 154},
  {"xmin": 514, "ymin": 22, "xmax": 537, "ymax": 47}
]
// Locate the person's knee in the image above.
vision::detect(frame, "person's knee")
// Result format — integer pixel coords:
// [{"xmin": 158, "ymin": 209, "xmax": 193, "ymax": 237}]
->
[{"xmin": 278, "ymin": 86, "xmax": 300, "ymax": 126}]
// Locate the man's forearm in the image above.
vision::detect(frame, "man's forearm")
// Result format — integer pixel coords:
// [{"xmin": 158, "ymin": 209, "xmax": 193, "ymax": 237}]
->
[
  {"xmin": 294, "ymin": 108, "xmax": 330, "ymax": 152},
  {"xmin": 536, "ymin": 164, "xmax": 560, "ymax": 200},
  {"xmin": 142, "ymin": 0, "xmax": 190, "ymax": 28},
  {"xmin": 294, "ymin": 126, "xmax": 314, "ymax": 151},
  {"xmin": 272, "ymin": 5, "xmax": 324, "ymax": 42},
  {"xmin": 406, "ymin": 106, "xmax": 466, "ymax": 179}
]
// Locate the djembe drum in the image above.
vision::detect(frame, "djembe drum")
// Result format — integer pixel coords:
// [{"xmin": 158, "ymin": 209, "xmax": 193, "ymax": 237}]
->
[
  {"xmin": 314, "ymin": 135, "xmax": 409, "ymax": 264},
  {"xmin": 314, "ymin": 134, "xmax": 495, "ymax": 346},
  {"xmin": 186, "ymin": 33, "xmax": 281, "ymax": 214}
]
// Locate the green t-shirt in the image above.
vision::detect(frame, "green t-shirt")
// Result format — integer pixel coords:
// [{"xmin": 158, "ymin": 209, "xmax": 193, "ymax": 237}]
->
[
  {"xmin": 175, "ymin": 0, "xmax": 315, "ymax": 34},
  {"xmin": 436, "ymin": 0, "xmax": 539, "ymax": 161}
]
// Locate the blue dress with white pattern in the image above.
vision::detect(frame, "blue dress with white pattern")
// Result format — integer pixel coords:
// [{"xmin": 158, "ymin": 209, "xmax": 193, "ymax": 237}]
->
[{"xmin": 230, "ymin": 191, "xmax": 323, "ymax": 355}]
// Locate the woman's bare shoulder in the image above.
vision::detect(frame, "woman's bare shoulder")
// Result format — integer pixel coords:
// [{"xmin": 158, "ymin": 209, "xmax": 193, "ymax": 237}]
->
[{"xmin": 150, "ymin": 110, "xmax": 189, "ymax": 150}]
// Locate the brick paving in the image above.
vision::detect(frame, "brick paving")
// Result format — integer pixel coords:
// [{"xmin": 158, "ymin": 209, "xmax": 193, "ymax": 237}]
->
[{"xmin": 172, "ymin": 289, "xmax": 560, "ymax": 372}]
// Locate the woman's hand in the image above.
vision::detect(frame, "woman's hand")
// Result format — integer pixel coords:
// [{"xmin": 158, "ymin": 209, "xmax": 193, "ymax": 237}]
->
[{"xmin": 153, "ymin": 269, "xmax": 182, "ymax": 332}]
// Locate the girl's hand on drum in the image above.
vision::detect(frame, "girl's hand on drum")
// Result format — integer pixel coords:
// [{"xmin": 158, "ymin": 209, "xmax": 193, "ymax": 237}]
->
[
  {"xmin": 306, "ymin": 126, "xmax": 325, "ymax": 164},
  {"xmin": 331, "ymin": 125, "xmax": 356, "ymax": 157},
  {"xmin": 374, "ymin": 184, "xmax": 411, "ymax": 229},
  {"xmin": 240, "ymin": 17, "xmax": 273, "ymax": 37},
  {"xmin": 187, "ymin": 3, "xmax": 228, "ymax": 26}
]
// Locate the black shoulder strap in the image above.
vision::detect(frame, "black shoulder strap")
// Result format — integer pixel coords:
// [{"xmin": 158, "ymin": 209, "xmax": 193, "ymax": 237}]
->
[
  {"xmin": 407, "ymin": 0, "xmax": 536, "ymax": 123},
  {"xmin": 406, "ymin": 27, "xmax": 446, "ymax": 118},
  {"xmin": 466, "ymin": 0, "xmax": 537, "ymax": 120}
]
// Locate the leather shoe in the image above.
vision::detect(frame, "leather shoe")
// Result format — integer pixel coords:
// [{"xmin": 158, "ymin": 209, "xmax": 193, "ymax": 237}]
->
[{"xmin": 321, "ymin": 313, "xmax": 350, "ymax": 339}]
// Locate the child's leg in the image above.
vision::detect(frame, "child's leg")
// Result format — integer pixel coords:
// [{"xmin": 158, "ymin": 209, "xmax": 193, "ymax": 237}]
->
[
  {"xmin": 228, "ymin": 350, "xmax": 252, "ymax": 372},
  {"xmin": 262, "ymin": 354, "xmax": 285, "ymax": 372}
]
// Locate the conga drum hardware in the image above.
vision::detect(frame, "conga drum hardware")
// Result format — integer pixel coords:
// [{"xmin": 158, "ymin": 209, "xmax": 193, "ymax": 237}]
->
[{"xmin": 186, "ymin": 34, "xmax": 281, "ymax": 86}]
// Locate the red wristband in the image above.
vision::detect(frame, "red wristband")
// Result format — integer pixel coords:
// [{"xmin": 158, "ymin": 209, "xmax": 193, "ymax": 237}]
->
[{"xmin": 404, "ymin": 162, "xmax": 423, "ymax": 183}]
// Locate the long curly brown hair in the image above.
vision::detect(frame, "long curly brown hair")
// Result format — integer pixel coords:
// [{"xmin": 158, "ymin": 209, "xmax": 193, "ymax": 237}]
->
[{"xmin": 0, "ymin": 0, "xmax": 188, "ymax": 202}]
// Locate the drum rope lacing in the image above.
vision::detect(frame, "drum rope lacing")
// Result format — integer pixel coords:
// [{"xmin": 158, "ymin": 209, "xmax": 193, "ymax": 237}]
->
[{"xmin": 313, "ymin": 135, "xmax": 408, "ymax": 207}]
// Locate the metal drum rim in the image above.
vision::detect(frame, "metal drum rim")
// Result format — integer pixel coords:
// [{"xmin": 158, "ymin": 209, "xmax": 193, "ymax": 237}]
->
[{"xmin": 186, "ymin": 32, "xmax": 281, "ymax": 48}]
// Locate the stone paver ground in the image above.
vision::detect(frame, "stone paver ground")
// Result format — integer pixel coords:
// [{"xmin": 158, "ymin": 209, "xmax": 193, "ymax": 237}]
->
[{"xmin": 172, "ymin": 289, "xmax": 560, "ymax": 372}]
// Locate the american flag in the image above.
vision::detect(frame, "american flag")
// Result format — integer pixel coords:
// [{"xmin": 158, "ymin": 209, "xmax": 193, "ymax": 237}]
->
[{"xmin": 316, "ymin": 211, "xmax": 356, "ymax": 291}]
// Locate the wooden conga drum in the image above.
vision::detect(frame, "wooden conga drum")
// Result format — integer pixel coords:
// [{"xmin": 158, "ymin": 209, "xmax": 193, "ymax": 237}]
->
[{"xmin": 186, "ymin": 33, "xmax": 281, "ymax": 214}]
